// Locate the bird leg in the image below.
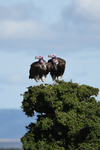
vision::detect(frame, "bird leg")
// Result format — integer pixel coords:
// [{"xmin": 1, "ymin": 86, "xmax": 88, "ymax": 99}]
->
[
  {"xmin": 35, "ymin": 75, "xmax": 40, "ymax": 86},
  {"xmin": 52, "ymin": 75, "xmax": 56, "ymax": 85},
  {"xmin": 41, "ymin": 75, "xmax": 46, "ymax": 86},
  {"xmin": 37, "ymin": 81, "xmax": 39, "ymax": 86},
  {"xmin": 53, "ymin": 80, "xmax": 56, "ymax": 85},
  {"xmin": 57, "ymin": 76, "xmax": 62, "ymax": 80}
]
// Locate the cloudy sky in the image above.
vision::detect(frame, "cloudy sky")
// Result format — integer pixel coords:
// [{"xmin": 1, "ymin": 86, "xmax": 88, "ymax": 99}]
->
[{"xmin": 0, "ymin": 0, "xmax": 100, "ymax": 109}]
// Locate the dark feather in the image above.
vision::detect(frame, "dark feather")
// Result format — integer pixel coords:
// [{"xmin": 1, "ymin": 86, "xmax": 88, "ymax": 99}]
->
[
  {"xmin": 48, "ymin": 57, "xmax": 66, "ymax": 79},
  {"xmin": 29, "ymin": 60, "xmax": 48, "ymax": 79}
]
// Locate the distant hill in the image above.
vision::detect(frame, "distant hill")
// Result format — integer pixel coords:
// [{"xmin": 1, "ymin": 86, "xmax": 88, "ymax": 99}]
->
[{"xmin": 0, "ymin": 109, "xmax": 36, "ymax": 139}]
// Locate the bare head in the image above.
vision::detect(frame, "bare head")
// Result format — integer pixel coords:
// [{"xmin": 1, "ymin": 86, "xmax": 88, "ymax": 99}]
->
[
  {"xmin": 48, "ymin": 54, "xmax": 56, "ymax": 59},
  {"xmin": 35, "ymin": 55, "xmax": 43, "ymax": 60}
]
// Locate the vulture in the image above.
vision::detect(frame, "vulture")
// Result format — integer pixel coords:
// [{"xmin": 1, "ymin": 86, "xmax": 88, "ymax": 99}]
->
[
  {"xmin": 29, "ymin": 56, "xmax": 48, "ymax": 85},
  {"xmin": 48, "ymin": 54, "xmax": 66, "ymax": 83}
]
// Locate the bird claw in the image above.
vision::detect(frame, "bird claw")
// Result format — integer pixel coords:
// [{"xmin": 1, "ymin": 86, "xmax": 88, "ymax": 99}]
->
[{"xmin": 52, "ymin": 81, "xmax": 58, "ymax": 85}]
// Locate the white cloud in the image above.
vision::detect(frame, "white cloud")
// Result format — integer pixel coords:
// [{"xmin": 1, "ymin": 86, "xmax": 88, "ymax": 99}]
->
[
  {"xmin": 0, "ymin": 20, "xmax": 58, "ymax": 40},
  {"xmin": 0, "ymin": 2, "xmax": 41, "ymax": 21},
  {"xmin": 63, "ymin": 0, "xmax": 100, "ymax": 22},
  {"xmin": 0, "ymin": 20, "xmax": 40, "ymax": 39},
  {"xmin": 0, "ymin": 0, "xmax": 100, "ymax": 51},
  {"xmin": 76, "ymin": 0, "xmax": 100, "ymax": 18}
]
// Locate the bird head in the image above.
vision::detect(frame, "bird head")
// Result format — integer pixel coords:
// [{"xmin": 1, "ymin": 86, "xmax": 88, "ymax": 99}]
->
[
  {"xmin": 35, "ymin": 56, "xmax": 43, "ymax": 60},
  {"xmin": 48, "ymin": 54, "xmax": 56, "ymax": 59}
]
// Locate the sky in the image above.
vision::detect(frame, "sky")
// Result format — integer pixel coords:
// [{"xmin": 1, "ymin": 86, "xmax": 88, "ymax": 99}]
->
[{"xmin": 0, "ymin": 0, "xmax": 100, "ymax": 109}]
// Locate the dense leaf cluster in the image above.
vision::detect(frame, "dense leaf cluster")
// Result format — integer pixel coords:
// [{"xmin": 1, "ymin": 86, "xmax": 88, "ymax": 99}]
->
[{"xmin": 21, "ymin": 81, "xmax": 100, "ymax": 150}]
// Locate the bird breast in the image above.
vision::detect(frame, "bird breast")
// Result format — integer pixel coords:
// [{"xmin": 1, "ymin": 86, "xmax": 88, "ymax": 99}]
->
[
  {"xmin": 40, "ymin": 62, "xmax": 47, "ymax": 70},
  {"xmin": 52, "ymin": 59, "xmax": 59, "ymax": 65}
]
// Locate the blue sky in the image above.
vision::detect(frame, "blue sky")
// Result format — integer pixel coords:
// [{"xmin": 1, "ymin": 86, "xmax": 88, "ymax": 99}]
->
[{"xmin": 0, "ymin": 0, "xmax": 100, "ymax": 109}]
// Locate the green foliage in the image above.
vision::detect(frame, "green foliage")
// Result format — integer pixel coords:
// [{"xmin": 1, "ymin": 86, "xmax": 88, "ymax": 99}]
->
[{"xmin": 21, "ymin": 81, "xmax": 100, "ymax": 150}]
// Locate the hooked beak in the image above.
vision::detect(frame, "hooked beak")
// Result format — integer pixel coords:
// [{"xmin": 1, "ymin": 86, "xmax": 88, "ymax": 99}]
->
[
  {"xmin": 35, "ymin": 56, "xmax": 39, "ymax": 59},
  {"xmin": 48, "ymin": 55, "xmax": 52, "ymax": 58}
]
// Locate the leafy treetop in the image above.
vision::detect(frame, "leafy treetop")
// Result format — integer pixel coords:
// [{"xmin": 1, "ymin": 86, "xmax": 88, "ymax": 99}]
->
[{"xmin": 21, "ymin": 81, "xmax": 100, "ymax": 150}]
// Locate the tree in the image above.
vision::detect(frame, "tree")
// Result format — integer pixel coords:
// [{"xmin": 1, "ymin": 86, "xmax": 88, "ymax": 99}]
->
[{"xmin": 21, "ymin": 81, "xmax": 100, "ymax": 150}]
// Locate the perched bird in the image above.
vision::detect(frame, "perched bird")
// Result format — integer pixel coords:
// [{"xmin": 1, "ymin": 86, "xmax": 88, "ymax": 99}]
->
[
  {"xmin": 48, "ymin": 54, "xmax": 66, "ymax": 84},
  {"xmin": 29, "ymin": 56, "xmax": 48, "ymax": 85}
]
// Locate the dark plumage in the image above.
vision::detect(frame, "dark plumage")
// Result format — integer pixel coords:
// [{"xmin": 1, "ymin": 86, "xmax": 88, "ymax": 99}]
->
[
  {"xmin": 29, "ymin": 56, "xmax": 48, "ymax": 85},
  {"xmin": 48, "ymin": 54, "xmax": 66, "ymax": 83}
]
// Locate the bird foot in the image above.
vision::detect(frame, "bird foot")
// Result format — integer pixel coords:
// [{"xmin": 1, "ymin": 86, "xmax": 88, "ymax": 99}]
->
[{"xmin": 52, "ymin": 81, "xmax": 58, "ymax": 85}]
